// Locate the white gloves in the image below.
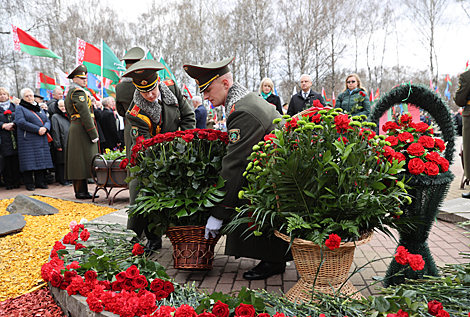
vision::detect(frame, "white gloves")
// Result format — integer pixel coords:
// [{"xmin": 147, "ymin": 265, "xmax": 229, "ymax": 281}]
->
[
  {"xmin": 205, "ymin": 216, "xmax": 223, "ymax": 239},
  {"xmin": 92, "ymin": 137, "xmax": 99, "ymax": 143}
]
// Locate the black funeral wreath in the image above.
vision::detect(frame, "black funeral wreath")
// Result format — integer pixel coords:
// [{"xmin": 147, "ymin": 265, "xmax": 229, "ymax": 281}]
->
[{"xmin": 369, "ymin": 84, "xmax": 456, "ymax": 165}]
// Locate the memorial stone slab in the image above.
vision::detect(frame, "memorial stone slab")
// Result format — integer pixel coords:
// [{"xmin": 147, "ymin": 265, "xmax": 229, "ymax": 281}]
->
[
  {"xmin": 6, "ymin": 194, "xmax": 59, "ymax": 216},
  {"xmin": 0, "ymin": 213, "xmax": 26, "ymax": 236},
  {"xmin": 438, "ymin": 197, "xmax": 470, "ymax": 224}
]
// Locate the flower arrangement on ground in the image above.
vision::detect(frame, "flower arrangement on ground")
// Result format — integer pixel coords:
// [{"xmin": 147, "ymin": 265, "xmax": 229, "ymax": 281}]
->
[
  {"xmin": 226, "ymin": 107, "xmax": 411, "ymax": 245},
  {"xmin": 102, "ymin": 147, "xmax": 126, "ymax": 161},
  {"xmin": 382, "ymin": 114, "xmax": 449, "ymax": 176},
  {"xmin": 127, "ymin": 129, "xmax": 228, "ymax": 236}
]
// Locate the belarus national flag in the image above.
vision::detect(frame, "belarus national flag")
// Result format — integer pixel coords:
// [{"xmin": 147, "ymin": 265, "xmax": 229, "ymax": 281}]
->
[
  {"xmin": 11, "ymin": 24, "xmax": 61, "ymax": 59},
  {"xmin": 182, "ymin": 84, "xmax": 193, "ymax": 99},
  {"xmin": 76, "ymin": 38, "xmax": 124, "ymax": 84},
  {"xmin": 36, "ymin": 72, "xmax": 57, "ymax": 90}
]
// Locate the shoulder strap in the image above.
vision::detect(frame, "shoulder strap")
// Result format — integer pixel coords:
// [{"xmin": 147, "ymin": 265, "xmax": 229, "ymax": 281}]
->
[{"xmin": 30, "ymin": 110, "xmax": 44, "ymax": 125}]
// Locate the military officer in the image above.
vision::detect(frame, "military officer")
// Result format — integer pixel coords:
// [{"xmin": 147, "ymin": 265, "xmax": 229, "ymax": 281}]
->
[
  {"xmin": 64, "ymin": 65, "xmax": 99, "ymax": 199},
  {"xmin": 184, "ymin": 57, "xmax": 292, "ymax": 280},
  {"xmin": 455, "ymin": 69, "xmax": 470, "ymax": 198},
  {"xmin": 123, "ymin": 59, "xmax": 195, "ymax": 251},
  {"xmin": 116, "ymin": 47, "xmax": 145, "ymax": 158}
]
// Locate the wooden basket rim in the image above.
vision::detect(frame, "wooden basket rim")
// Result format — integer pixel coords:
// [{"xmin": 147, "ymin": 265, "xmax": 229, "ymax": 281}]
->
[{"xmin": 274, "ymin": 230, "xmax": 373, "ymax": 248}]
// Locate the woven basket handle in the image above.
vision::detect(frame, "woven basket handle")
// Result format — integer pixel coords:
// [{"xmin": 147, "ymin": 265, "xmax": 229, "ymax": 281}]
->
[{"xmin": 369, "ymin": 84, "xmax": 456, "ymax": 165}]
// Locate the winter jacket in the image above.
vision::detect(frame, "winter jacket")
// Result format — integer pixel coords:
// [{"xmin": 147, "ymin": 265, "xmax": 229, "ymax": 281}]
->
[
  {"xmin": 100, "ymin": 108, "xmax": 121, "ymax": 151},
  {"xmin": 195, "ymin": 104, "xmax": 207, "ymax": 129},
  {"xmin": 287, "ymin": 89, "xmax": 326, "ymax": 116},
  {"xmin": 0, "ymin": 103, "xmax": 18, "ymax": 157},
  {"xmin": 335, "ymin": 88, "xmax": 371, "ymax": 117},
  {"xmin": 16, "ymin": 100, "xmax": 54, "ymax": 172},
  {"xmin": 264, "ymin": 94, "xmax": 283, "ymax": 115},
  {"xmin": 51, "ymin": 112, "xmax": 70, "ymax": 165}
]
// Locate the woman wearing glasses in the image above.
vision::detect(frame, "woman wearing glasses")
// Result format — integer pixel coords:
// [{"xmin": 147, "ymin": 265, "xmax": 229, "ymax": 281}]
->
[{"xmin": 335, "ymin": 74, "xmax": 370, "ymax": 117}]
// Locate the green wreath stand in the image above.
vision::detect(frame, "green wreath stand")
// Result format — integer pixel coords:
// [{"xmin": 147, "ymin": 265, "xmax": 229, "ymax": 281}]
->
[{"xmin": 369, "ymin": 84, "xmax": 455, "ymax": 286}]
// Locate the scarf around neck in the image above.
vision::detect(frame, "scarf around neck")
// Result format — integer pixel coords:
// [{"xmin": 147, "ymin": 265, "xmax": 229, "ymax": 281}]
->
[
  {"xmin": 0, "ymin": 100, "xmax": 10, "ymax": 112},
  {"xmin": 261, "ymin": 91, "xmax": 272, "ymax": 100}
]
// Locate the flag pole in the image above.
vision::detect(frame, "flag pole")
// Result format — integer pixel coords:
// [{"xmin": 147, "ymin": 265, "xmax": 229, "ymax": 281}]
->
[{"xmin": 100, "ymin": 39, "xmax": 104, "ymax": 100}]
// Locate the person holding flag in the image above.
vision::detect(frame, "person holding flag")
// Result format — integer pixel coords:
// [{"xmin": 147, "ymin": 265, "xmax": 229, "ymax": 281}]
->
[{"xmin": 64, "ymin": 65, "xmax": 100, "ymax": 200}]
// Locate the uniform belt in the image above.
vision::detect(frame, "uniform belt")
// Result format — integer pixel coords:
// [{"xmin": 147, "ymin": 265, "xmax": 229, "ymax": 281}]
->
[{"xmin": 71, "ymin": 113, "xmax": 95, "ymax": 119}]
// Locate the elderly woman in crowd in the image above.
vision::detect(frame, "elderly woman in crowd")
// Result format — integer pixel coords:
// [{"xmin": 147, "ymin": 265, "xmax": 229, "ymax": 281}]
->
[
  {"xmin": 16, "ymin": 88, "xmax": 54, "ymax": 191},
  {"xmin": 259, "ymin": 78, "xmax": 283, "ymax": 115},
  {"xmin": 51, "ymin": 99, "xmax": 71, "ymax": 186},
  {"xmin": 0, "ymin": 87, "xmax": 20, "ymax": 189},
  {"xmin": 335, "ymin": 73, "xmax": 371, "ymax": 117}
]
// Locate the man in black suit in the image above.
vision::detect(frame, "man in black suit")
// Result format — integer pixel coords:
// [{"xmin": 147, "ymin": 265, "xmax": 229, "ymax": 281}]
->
[
  {"xmin": 287, "ymin": 74, "xmax": 326, "ymax": 116},
  {"xmin": 100, "ymin": 97, "xmax": 121, "ymax": 151}
]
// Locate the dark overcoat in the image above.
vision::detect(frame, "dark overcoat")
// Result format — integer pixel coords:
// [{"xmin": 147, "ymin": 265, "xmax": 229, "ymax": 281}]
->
[
  {"xmin": 195, "ymin": 104, "xmax": 207, "ymax": 129},
  {"xmin": 0, "ymin": 103, "xmax": 18, "ymax": 157},
  {"xmin": 64, "ymin": 86, "xmax": 99, "ymax": 179},
  {"xmin": 210, "ymin": 89, "xmax": 293, "ymax": 263},
  {"xmin": 455, "ymin": 70, "xmax": 470, "ymax": 178},
  {"xmin": 100, "ymin": 108, "xmax": 121, "ymax": 151},
  {"xmin": 116, "ymin": 80, "xmax": 135, "ymax": 158},
  {"xmin": 51, "ymin": 112, "xmax": 70, "ymax": 165},
  {"xmin": 287, "ymin": 89, "xmax": 326, "ymax": 116},
  {"xmin": 265, "ymin": 93, "xmax": 283, "ymax": 115},
  {"xmin": 16, "ymin": 100, "xmax": 54, "ymax": 172}
]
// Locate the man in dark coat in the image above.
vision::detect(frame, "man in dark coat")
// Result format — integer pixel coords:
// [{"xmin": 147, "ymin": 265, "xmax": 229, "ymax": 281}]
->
[
  {"xmin": 192, "ymin": 95, "xmax": 207, "ymax": 128},
  {"xmin": 287, "ymin": 74, "xmax": 326, "ymax": 116},
  {"xmin": 184, "ymin": 57, "xmax": 293, "ymax": 280},
  {"xmin": 455, "ymin": 69, "xmax": 470, "ymax": 198},
  {"xmin": 51, "ymin": 100, "xmax": 71, "ymax": 186},
  {"xmin": 46, "ymin": 87, "xmax": 64, "ymax": 117},
  {"xmin": 123, "ymin": 59, "xmax": 196, "ymax": 252},
  {"xmin": 64, "ymin": 65, "xmax": 100, "ymax": 199},
  {"xmin": 116, "ymin": 47, "xmax": 145, "ymax": 158},
  {"xmin": 100, "ymin": 97, "xmax": 121, "ymax": 151}
]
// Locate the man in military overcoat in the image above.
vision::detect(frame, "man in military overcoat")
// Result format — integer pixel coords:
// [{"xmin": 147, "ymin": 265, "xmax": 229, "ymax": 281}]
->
[
  {"xmin": 184, "ymin": 57, "xmax": 292, "ymax": 280},
  {"xmin": 123, "ymin": 59, "xmax": 195, "ymax": 252},
  {"xmin": 64, "ymin": 65, "xmax": 99, "ymax": 199},
  {"xmin": 455, "ymin": 69, "xmax": 470, "ymax": 198},
  {"xmin": 116, "ymin": 47, "xmax": 145, "ymax": 158}
]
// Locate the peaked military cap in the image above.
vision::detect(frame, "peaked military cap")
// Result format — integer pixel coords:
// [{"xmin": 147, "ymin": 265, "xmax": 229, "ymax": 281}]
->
[
  {"xmin": 183, "ymin": 57, "xmax": 235, "ymax": 92},
  {"xmin": 67, "ymin": 64, "xmax": 87, "ymax": 79},
  {"xmin": 122, "ymin": 60, "xmax": 164, "ymax": 92},
  {"xmin": 34, "ymin": 94, "xmax": 44, "ymax": 100},
  {"xmin": 121, "ymin": 47, "xmax": 145, "ymax": 65}
]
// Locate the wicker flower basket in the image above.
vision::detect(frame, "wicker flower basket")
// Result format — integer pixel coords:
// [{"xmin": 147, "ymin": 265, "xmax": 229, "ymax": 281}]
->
[
  {"xmin": 275, "ymin": 230, "xmax": 373, "ymax": 303},
  {"xmin": 165, "ymin": 225, "xmax": 220, "ymax": 270}
]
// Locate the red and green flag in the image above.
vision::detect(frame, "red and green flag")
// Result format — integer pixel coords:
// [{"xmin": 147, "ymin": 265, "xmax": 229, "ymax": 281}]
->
[
  {"xmin": 36, "ymin": 72, "xmax": 56, "ymax": 90},
  {"xmin": 11, "ymin": 24, "xmax": 61, "ymax": 59},
  {"xmin": 146, "ymin": 51, "xmax": 154, "ymax": 60},
  {"xmin": 182, "ymin": 84, "xmax": 193, "ymax": 98},
  {"xmin": 159, "ymin": 57, "xmax": 178, "ymax": 85},
  {"xmin": 76, "ymin": 38, "xmax": 122, "ymax": 84}
]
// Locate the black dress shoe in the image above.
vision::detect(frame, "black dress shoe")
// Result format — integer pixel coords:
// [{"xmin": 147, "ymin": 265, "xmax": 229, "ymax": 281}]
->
[
  {"xmin": 26, "ymin": 185, "xmax": 35, "ymax": 191},
  {"xmin": 6, "ymin": 186, "xmax": 13, "ymax": 190},
  {"xmin": 144, "ymin": 238, "xmax": 162, "ymax": 255},
  {"xmin": 75, "ymin": 192, "xmax": 99, "ymax": 199},
  {"xmin": 243, "ymin": 261, "xmax": 286, "ymax": 280},
  {"xmin": 35, "ymin": 183, "xmax": 49, "ymax": 189},
  {"xmin": 13, "ymin": 185, "xmax": 20, "ymax": 189},
  {"xmin": 462, "ymin": 192, "xmax": 470, "ymax": 199}
]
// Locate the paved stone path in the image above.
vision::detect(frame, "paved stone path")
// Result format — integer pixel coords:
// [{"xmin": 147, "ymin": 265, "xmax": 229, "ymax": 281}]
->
[{"xmin": 1, "ymin": 137, "xmax": 469, "ymax": 298}]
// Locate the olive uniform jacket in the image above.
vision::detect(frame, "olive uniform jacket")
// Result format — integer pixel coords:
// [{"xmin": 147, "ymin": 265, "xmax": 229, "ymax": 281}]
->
[
  {"xmin": 454, "ymin": 70, "xmax": 470, "ymax": 178},
  {"xmin": 211, "ymin": 83, "xmax": 293, "ymax": 263},
  {"xmin": 125, "ymin": 80, "xmax": 195, "ymax": 143},
  {"xmin": 116, "ymin": 79, "xmax": 135, "ymax": 158},
  {"xmin": 64, "ymin": 85, "xmax": 99, "ymax": 180}
]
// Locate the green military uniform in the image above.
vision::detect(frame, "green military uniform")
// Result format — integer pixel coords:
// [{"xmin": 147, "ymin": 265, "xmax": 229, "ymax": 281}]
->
[
  {"xmin": 116, "ymin": 47, "xmax": 145, "ymax": 159},
  {"xmin": 184, "ymin": 58, "xmax": 292, "ymax": 264},
  {"xmin": 455, "ymin": 70, "xmax": 470, "ymax": 182},
  {"xmin": 64, "ymin": 66, "xmax": 99, "ymax": 181},
  {"xmin": 122, "ymin": 60, "xmax": 196, "ymax": 239}
]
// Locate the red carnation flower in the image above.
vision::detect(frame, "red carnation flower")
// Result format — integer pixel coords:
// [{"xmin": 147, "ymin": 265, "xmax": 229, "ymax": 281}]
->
[
  {"xmin": 428, "ymin": 300, "xmax": 444, "ymax": 316},
  {"xmin": 395, "ymin": 246, "xmax": 409, "ymax": 265},
  {"xmin": 407, "ymin": 142, "xmax": 425, "ymax": 156},
  {"xmin": 359, "ymin": 91, "xmax": 366, "ymax": 97},
  {"xmin": 338, "ymin": 136, "xmax": 349, "ymax": 143},
  {"xmin": 132, "ymin": 243, "xmax": 144, "ymax": 256},
  {"xmin": 383, "ymin": 146, "xmax": 395, "ymax": 158},
  {"xmin": 383, "ymin": 121, "xmax": 400, "ymax": 132},
  {"xmin": 234, "ymin": 303, "xmax": 256, "ymax": 317},
  {"xmin": 4, "ymin": 110, "xmax": 12, "ymax": 115},
  {"xmin": 325, "ymin": 233, "xmax": 341, "ymax": 250},
  {"xmin": 391, "ymin": 152, "xmax": 406, "ymax": 163},
  {"xmin": 212, "ymin": 300, "xmax": 229, "ymax": 317},
  {"xmin": 310, "ymin": 113, "xmax": 321, "ymax": 123},
  {"xmin": 334, "ymin": 114, "xmax": 351, "ymax": 133},
  {"xmin": 285, "ymin": 117, "xmax": 299, "ymax": 131},
  {"xmin": 434, "ymin": 138, "xmax": 445, "ymax": 152},
  {"xmin": 399, "ymin": 114, "xmax": 412, "ymax": 124},
  {"xmin": 385, "ymin": 136, "xmax": 398, "ymax": 146},
  {"xmin": 175, "ymin": 304, "xmax": 198, "ymax": 317},
  {"xmin": 74, "ymin": 242, "xmax": 86, "ymax": 250},
  {"xmin": 79, "ymin": 228, "xmax": 90, "ymax": 242},
  {"xmin": 397, "ymin": 132, "xmax": 414, "ymax": 143},
  {"xmin": 424, "ymin": 161, "xmax": 440, "ymax": 176},
  {"xmin": 408, "ymin": 253, "xmax": 425, "ymax": 271},
  {"xmin": 263, "ymin": 133, "xmax": 276, "ymax": 142},
  {"xmin": 66, "ymin": 261, "xmax": 80, "ymax": 270},
  {"xmin": 438, "ymin": 157, "xmax": 449, "ymax": 172},
  {"xmin": 412, "ymin": 121, "xmax": 430, "ymax": 133},
  {"xmin": 408, "ymin": 157, "xmax": 425, "ymax": 175},
  {"xmin": 425, "ymin": 151, "xmax": 441, "ymax": 163},
  {"xmin": 418, "ymin": 135, "xmax": 435, "ymax": 148},
  {"xmin": 199, "ymin": 313, "xmax": 217, "ymax": 317}
]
